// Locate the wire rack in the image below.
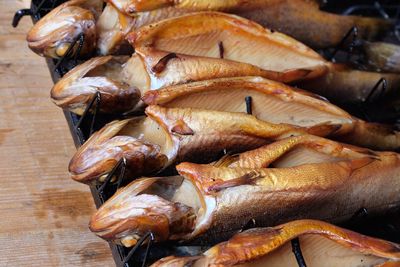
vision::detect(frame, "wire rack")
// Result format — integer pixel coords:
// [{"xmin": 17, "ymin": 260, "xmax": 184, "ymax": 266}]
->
[{"xmin": 13, "ymin": 0, "xmax": 400, "ymax": 266}]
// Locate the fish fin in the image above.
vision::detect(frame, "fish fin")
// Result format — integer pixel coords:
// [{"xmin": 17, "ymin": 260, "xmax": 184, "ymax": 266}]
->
[
  {"xmin": 307, "ymin": 122, "xmax": 342, "ymax": 137},
  {"xmin": 212, "ymin": 153, "xmax": 239, "ymax": 167},
  {"xmin": 171, "ymin": 120, "xmax": 194, "ymax": 135},
  {"xmin": 349, "ymin": 157, "xmax": 376, "ymax": 174},
  {"xmin": 277, "ymin": 68, "xmax": 313, "ymax": 82},
  {"xmin": 208, "ymin": 171, "xmax": 263, "ymax": 192}
]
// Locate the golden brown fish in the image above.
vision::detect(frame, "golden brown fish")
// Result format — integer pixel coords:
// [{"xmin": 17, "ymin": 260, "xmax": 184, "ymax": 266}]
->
[
  {"xmin": 26, "ymin": 0, "xmax": 102, "ymax": 58},
  {"xmin": 360, "ymin": 42, "xmax": 400, "ymax": 74},
  {"xmin": 129, "ymin": 11, "xmax": 400, "ymax": 103},
  {"xmin": 297, "ymin": 64, "xmax": 400, "ymax": 104},
  {"xmin": 151, "ymin": 220, "xmax": 400, "ymax": 267},
  {"xmin": 28, "ymin": 0, "xmax": 391, "ymax": 57},
  {"xmin": 51, "ymin": 48, "xmax": 315, "ymax": 114},
  {"xmin": 50, "ymin": 55, "xmax": 140, "ymax": 114},
  {"xmin": 89, "ymin": 135, "xmax": 400, "ymax": 246},
  {"xmin": 142, "ymin": 76, "xmax": 400, "ymax": 150},
  {"xmin": 69, "ymin": 105, "xmax": 309, "ymax": 184},
  {"xmin": 129, "ymin": 11, "xmax": 329, "ymax": 80},
  {"xmin": 112, "ymin": 0, "xmax": 391, "ymax": 49}
]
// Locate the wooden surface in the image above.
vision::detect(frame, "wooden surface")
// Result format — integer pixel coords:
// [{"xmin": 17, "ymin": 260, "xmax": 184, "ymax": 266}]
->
[{"xmin": 0, "ymin": 1, "xmax": 115, "ymax": 266}]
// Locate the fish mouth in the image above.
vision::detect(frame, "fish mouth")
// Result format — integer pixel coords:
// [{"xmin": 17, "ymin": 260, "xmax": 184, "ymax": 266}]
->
[
  {"xmin": 89, "ymin": 176, "xmax": 203, "ymax": 247},
  {"xmin": 27, "ymin": 3, "xmax": 97, "ymax": 58},
  {"xmin": 51, "ymin": 56, "xmax": 140, "ymax": 115}
]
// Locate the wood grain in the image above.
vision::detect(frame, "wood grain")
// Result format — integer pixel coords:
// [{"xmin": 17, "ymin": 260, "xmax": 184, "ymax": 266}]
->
[{"xmin": 0, "ymin": 1, "xmax": 114, "ymax": 266}]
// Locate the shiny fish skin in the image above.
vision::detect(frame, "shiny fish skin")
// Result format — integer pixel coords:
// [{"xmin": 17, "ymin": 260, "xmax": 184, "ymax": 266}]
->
[
  {"xmin": 129, "ymin": 12, "xmax": 328, "ymax": 78},
  {"xmin": 89, "ymin": 135, "xmax": 400, "ymax": 245},
  {"xmin": 69, "ymin": 105, "xmax": 305, "ymax": 184},
  {"xmin": 51, "ymin": 55, "xmax": 140, "ymax": 115},
  {"xmin": 151, "ymin": 220, "xmax": 400, "ymax": 267},
  {"xmin": 26, "ymin": 0, "xmax": 102, "ymax": 58},
  {"xmin": 361, "ymin": 42, "xmax": 400, "ymax": 74},
  {"xmin": 130, "ymin": 11, "xmax": 400, "ymax": 103},
  {"xmin": 111, "ymin": 0, "xmax": 391, "ymax": 49},
  {"xmin": 143, "ymin": 76, "xmax": 400, "ymax": 151},
  {"xmin": 51, "ymin": 49, "xmax": 319, "ymax": 114},
  {"xmin": 176, "ymin": 151, "xmax": 400, "ymax": 243},
  {"xmin": 297, "ymin": 64, "xmax": 400, "ymax": 105},
  {"xmin": 28, "ymin": 0, "xmax": 392, "ymax": 56}
]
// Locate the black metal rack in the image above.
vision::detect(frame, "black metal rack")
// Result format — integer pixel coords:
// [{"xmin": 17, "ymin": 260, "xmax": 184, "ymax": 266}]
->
[{"xmin": 14, "ymin": 0, "xmax": 400, "ymax": 266}]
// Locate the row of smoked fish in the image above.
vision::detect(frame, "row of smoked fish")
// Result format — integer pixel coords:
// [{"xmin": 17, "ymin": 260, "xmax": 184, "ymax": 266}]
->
[{"xmin": 25, "ymin": 0, "xmax": 400, "ymax": 266}]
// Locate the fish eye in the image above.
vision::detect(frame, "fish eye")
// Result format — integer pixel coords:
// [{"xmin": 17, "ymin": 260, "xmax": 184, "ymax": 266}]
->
[{"xmin": 55, "ymin": 43, "xmax": 71, "ymax": 57}]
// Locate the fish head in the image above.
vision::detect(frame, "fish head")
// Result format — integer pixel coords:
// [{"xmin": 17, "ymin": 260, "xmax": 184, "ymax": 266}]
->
[
  {"xmin": 69, "ymin": 118, "xmax": 168, "ymax": 184},
  {"xmin": 51, "ymin": 56, "xmax": 140, "ymax": 115},
  {"xmin": 89, "ymin": 177, "xmax": 196, "ymax": 246},
  {"xmin": 27, "ymin": 1, "xmax": 97, "ymax": 58}
]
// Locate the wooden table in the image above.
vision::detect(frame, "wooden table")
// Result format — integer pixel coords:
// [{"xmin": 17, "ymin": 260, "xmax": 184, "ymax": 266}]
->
[{"xmin": 0, "ymin": 1, "xmax": 115, "ymax": 266}]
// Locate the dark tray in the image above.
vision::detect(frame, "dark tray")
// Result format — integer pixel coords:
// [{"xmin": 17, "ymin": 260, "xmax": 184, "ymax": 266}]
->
[{"xmin": 15, "ymin": 0, "xmax": 400, "ymax": 266}]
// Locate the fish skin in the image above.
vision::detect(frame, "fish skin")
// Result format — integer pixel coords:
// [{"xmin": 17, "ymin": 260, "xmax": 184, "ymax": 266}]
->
[
  {"xmin": 69, "ymin": 118, "xmax": 168, "ymax": 184},
  {"xmin": 110, "ymin": 0, "xmax": 391, "ymax": 49},
  {"xmin": 142, "ymin": 76, "xmax": 400, "ymax": 151},
  {"xmin": 89, "ymin": 136, "xmax": 400, "ymax": 245},
  {"xmin": 145, "ymin": 105, "xmax": 308, "ymax": 163},
  {"xmin": 361, "ymin": 42, "xmax": 400, "ymax": 74},
  {"xmin": 134, "ymin": 47, "xmax": 317, "ymax": 90},
  {"xmin": 151, "ymin": 220, "xmax": 400, "ymax": 267},
  {"xmin": 129, "ymin": 11, "xmax": 399, "ymax": 103},
  {"xmin": 141, "ymin": 76, "xmax": 352, "ymax": 129},
  {"xmin": 336, "ymin": 121, "xmax": 400, "ymax": 152},
  {"xmin": 128, "ymin": 12, "xmax": 328, "ymax": 78},
  {"xmin": 69, "ymin": 105, "xmax": 305, "ymax": 184},
  {"xmin": 225, "ymin": 134, "xmax": 378, "ymax": 169},
  {"xmin": 29, "ymin": 0, "xmax": 392, "ymax": 57},
  {"xmin": 26, "ymin": 0, "xmax": 102, "ymax": 58},
  {"xmin": 297, "ymin": 63, "xmax": 400, "ymax": 104},
  {"xmin": 108, "ymin": 0, "xmax": 267, "ymax": 15},
  {"xmin": 89, "ymin": 176, "xmax": 197, "ymax": 247},
  {"xmin": 51, "ymin": 48, "xmax": 315, "ymax": 114},
  {"xmin": 50, "ymin": 55, "xmax": 140, "ymax": 115},
  {"xmin": 176, "ymin": 150, "xmax": 400, "ymax": 243},
  {"xmin": 235, "ymin": 0, "xmax": 393, "ymax": 49}
]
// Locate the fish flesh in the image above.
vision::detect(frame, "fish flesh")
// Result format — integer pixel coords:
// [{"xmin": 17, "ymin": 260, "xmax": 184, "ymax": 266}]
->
[
  {"xmin": 151, "ymin": 220, "xmax": 400, "ymax": 267},
  {"xmin": 89, "ymin": 134, "xmax": 400, "ymax": 246},
  {"xmin": 96, "ymin": 3, "xmax": 136, "ymax": 55},
  {"xmin": 143, "ymin": 76, "xmax": 400, "ymax": 150},
  {"xmin": 26, "ymin": 0, "xmax": 102, "ymax": 58},
  {"xmin": 27, "ymin": 0, "xmax": 392, "ymax": 57},
  {"xmin": 129, "ymin": 11, "xmax": 329, "ymax": 78},
  {"xmin": 69, "ymin": 105, "xmax": 309, "ymax": 184},
  {"xmin": 111, "ymin": 0, "xmax": 391, "ymax": 49},
  {"xmin": 51, "ymin": 48, "xmax": 317, "ymax": 114},
  {"xmin": 129, "ymin": 11, "xmax": 400, "ymax": 103},
  {"xmin": 96, "ymin": 2, "xmax": 194, "ymax": 55}
]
